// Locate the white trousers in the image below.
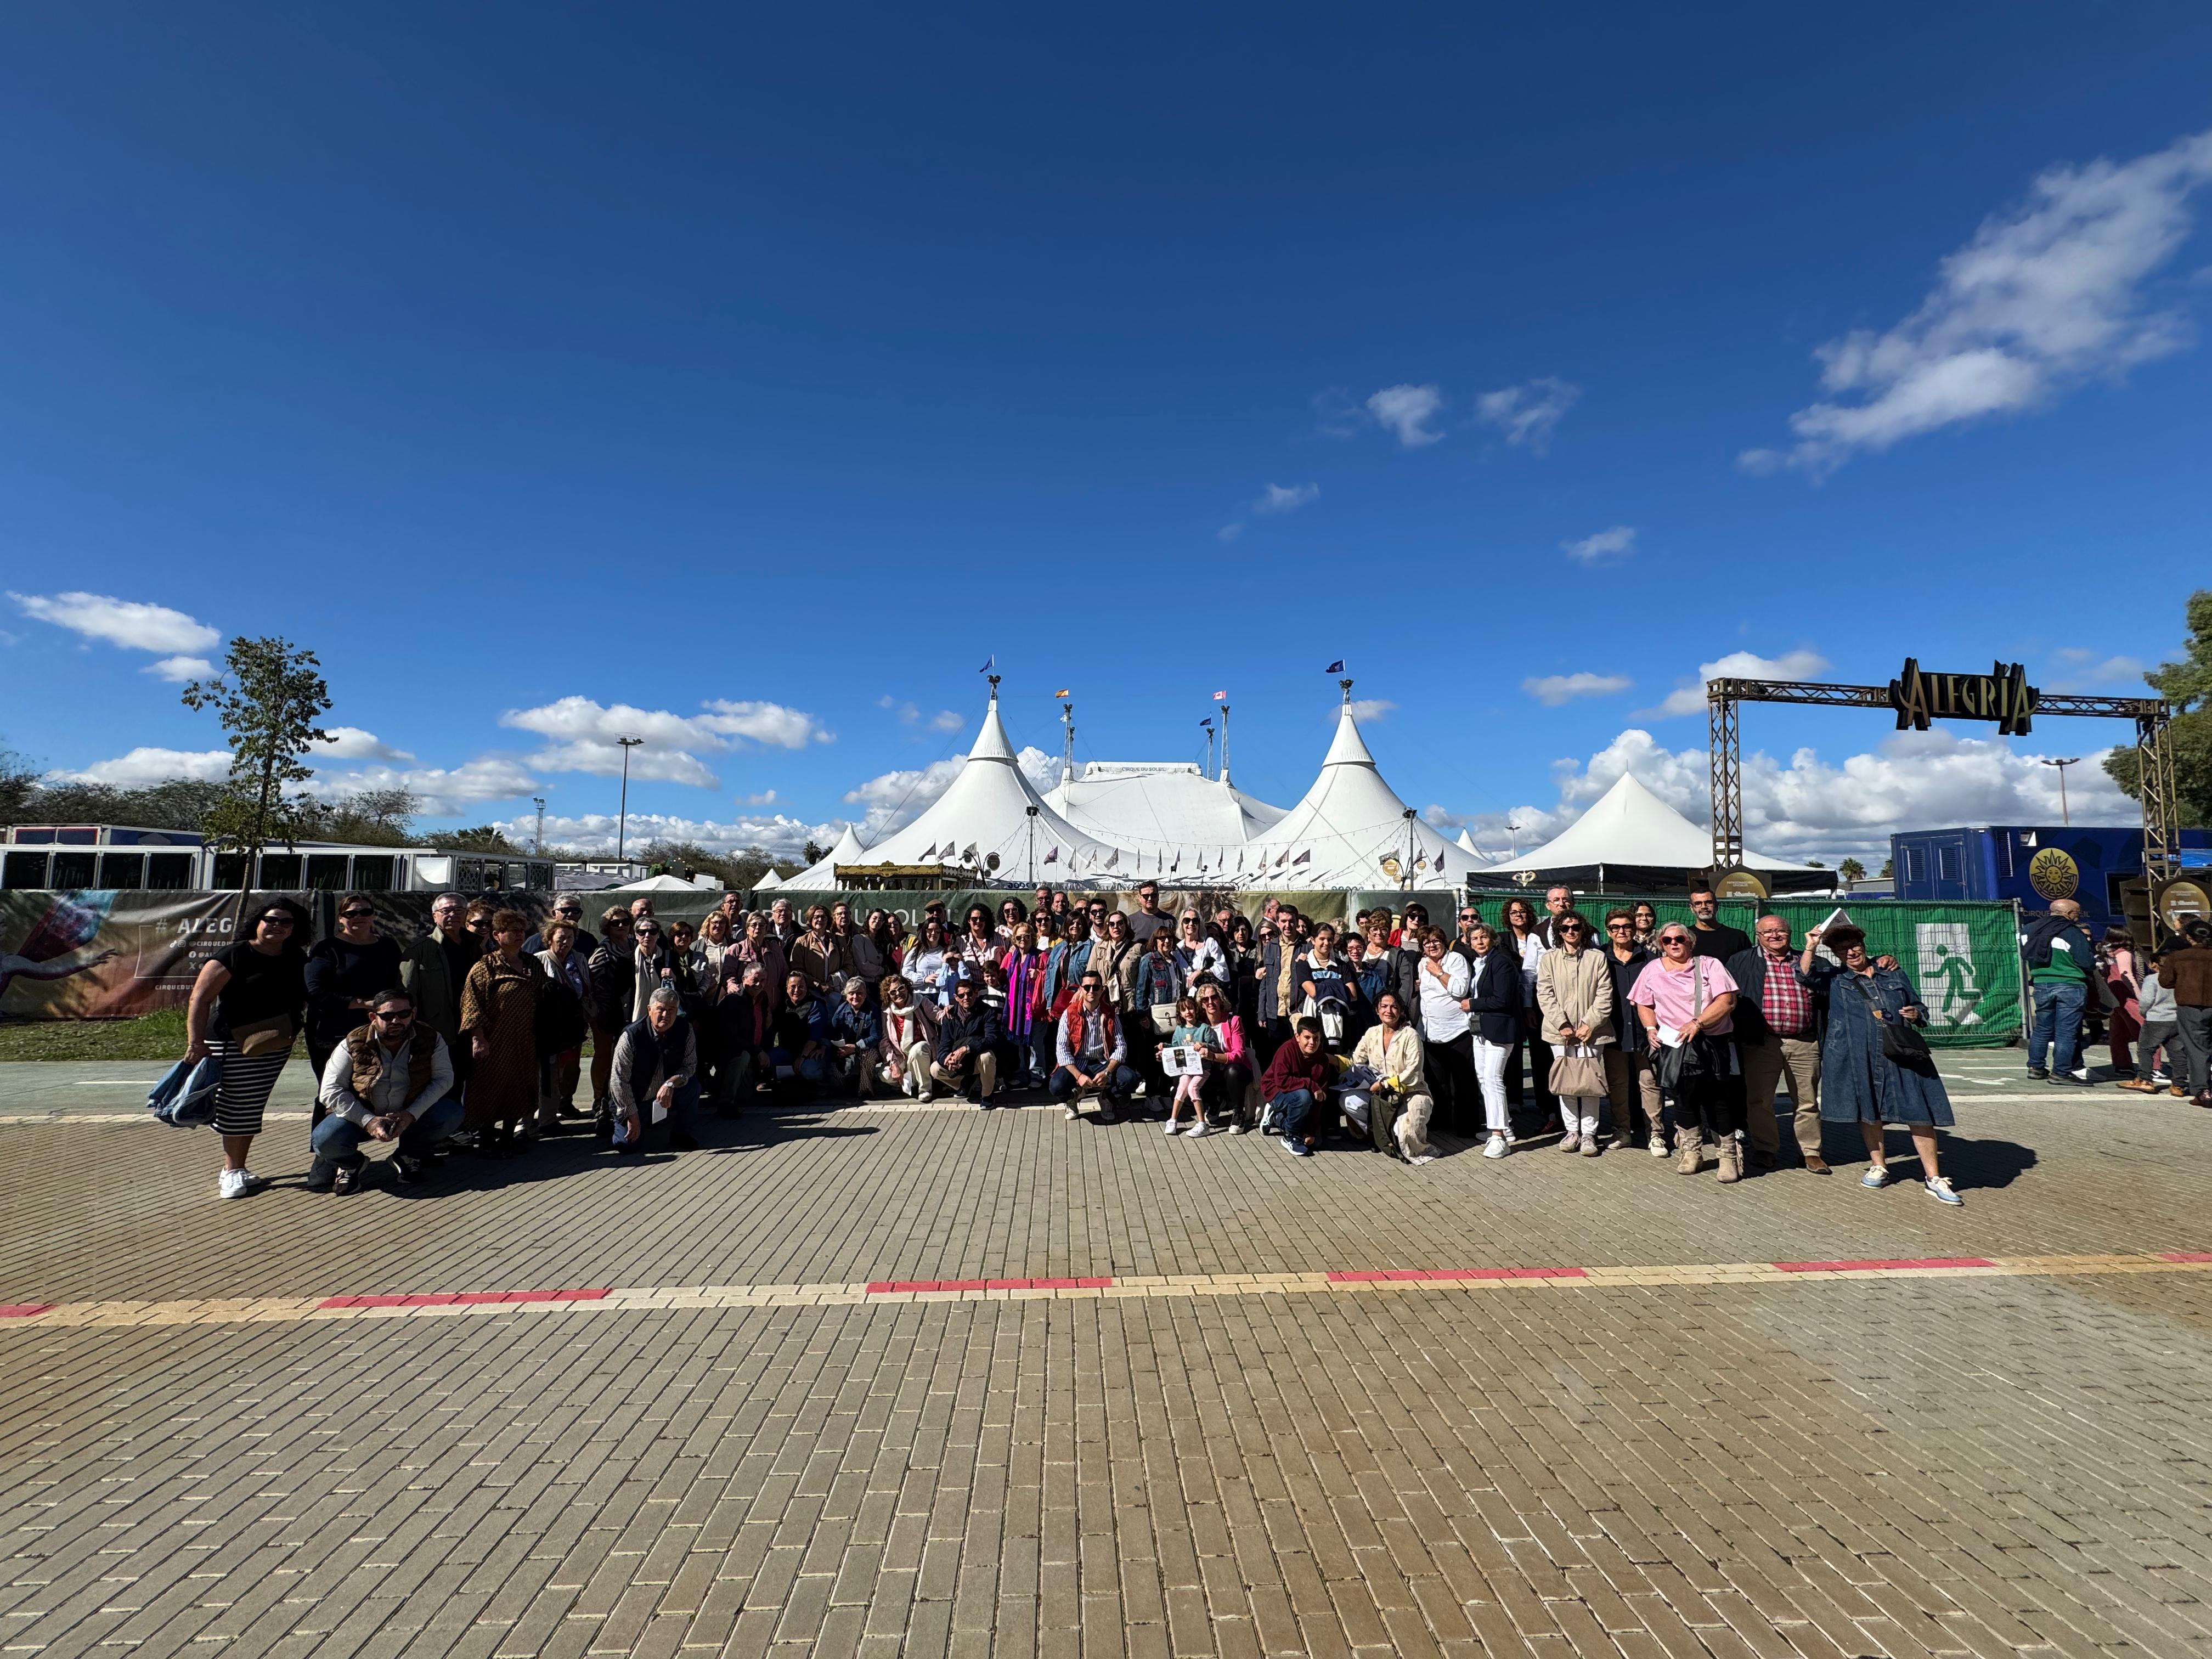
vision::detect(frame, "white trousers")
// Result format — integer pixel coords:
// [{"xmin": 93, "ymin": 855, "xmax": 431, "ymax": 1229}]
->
[
  {"xmin": 1550, "ymin": 1043, "xmax": 1604, "ymax": 1139},
  {"xmin": 1471, "ymin": 1037, "xmax": 1513, "ymax": 1135}
]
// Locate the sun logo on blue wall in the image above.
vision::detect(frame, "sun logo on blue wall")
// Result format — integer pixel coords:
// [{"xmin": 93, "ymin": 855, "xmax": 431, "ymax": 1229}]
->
[{"xmin": 2027, "ymin": 847, "xmax": 2079, "ymax": 902}]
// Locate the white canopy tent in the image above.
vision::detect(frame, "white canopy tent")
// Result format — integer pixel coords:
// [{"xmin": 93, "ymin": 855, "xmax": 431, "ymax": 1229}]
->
[
  {"xmin": 1481, "ymin": 772, "xmax": 1802, "ymax": 883},
  {"xmin": 784, "ymin": 823, "xmax": 870, "ymax": 890},
  {"xmin": 752, "ymin": 869, "xmax": 783, "ymax": 891},
  {"xmin": 1233, "ymin": 688, "xmax": 1486, "ymax": 890},
  {"xmin": 799, "ymin": 685, "xmax": 1125, "ymax": 886},
  {"xmin": 604, "ymin": 872, "xmax": 713, "ymax": 893},
  {"xmin": 1043, "ymin": 761, "xmax": 1285, "ymax": 873}
]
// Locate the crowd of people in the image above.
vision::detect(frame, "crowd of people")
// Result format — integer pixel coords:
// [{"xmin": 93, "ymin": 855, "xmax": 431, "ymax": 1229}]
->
[{"xmin": 169, "ymin": 876, "xmax": 2212, "ymax": 1206}]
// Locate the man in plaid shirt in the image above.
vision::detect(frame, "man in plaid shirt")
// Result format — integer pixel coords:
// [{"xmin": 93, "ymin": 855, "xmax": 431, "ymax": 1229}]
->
[{"xmin": 1727, "ymin": 917, "xmax": 1830, "ymax": 1173}]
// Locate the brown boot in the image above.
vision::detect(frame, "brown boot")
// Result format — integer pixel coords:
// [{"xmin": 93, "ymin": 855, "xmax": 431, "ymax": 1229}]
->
[
  {"xmin": 1675, "ymin": 1126, "xmax": 1703, "ymax": 1174},
  {"xmin": 1716, "ymin": 1137, "xmax": 1741, "ymax": 1183}
]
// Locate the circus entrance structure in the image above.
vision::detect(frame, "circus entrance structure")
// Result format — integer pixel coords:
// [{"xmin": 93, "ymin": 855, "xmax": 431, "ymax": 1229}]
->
[{"xmin": 1704, "ymin": 657, "xmax": 2194, "ymax": 938}]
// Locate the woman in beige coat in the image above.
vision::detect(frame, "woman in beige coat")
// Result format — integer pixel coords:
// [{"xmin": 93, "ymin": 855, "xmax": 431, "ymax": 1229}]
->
[{"xmin": 1534, "ymin": 911, "xmax": 1615, "ymax": 1156}]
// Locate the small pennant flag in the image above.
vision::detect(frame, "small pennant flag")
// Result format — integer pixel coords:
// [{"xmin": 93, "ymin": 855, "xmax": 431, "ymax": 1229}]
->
[
  {"xmin": 1324, "ymin": 659, "xmax": 1345, "ymax": 674},
  {"xmin": 1292, "ymin": 849, "xmax": 1310, "ymax": 866},
  {"xmin": 961, "ymin": 842, "xmax": 978, "ymax": 861},
  {"xmin": 1044, "ymin": 845, "xmax": 1060, "ymax": 865},
  {"xmin": 1274, "ymin": 849, "xmax": 1289, "ymax": 868},
  {"xmin": 1054, "ymin": 687, "xmax": 1070, "ymax": 698},
  {"xmin": 1237, "ymin": 850, "xmax": 1245, "ymax": 872},
  {"xmin": 1199, "ymin": 718, "xmax": 1212, "ymax": 730},
  {"xmin": 979, "ymin": 655, "xmax": 995, "ymax": 673},
  {"xmin": 922, "ymin": 843, "xmax": 939, "ymax": 859},
  {"xmin": 1212, "ymin": 690, "xmax": 1226, "ymax": 701},
  {"xmin": 1105, "ymin": 849, "xmax": 1120, "ymax": 870}
]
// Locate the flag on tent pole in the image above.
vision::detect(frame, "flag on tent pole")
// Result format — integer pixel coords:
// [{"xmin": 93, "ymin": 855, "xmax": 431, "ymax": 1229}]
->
[
  {"xmin": 922, "ymin": 843, "xmax": 938, "ymax": 859},
  {"xmin": 1212, "ymin": 690, "xmax": 1226, "ymax": 701},
  {"xmin": 1199, "ymin": 718, "xmax": 1212, "ymax": 730},
  {"xmin": 1104, "ymin": 849, "xmax": 1120, "ymax": 870},
  {"xmin": 1237, "ymin": 850, "xmax": 1245, "ymax": 871},
  {"xmin": 1053, "ymin": 687, "xmax": 1070, "ymax": 697},
  {"xmin": 979, "ymin": 655, "xmax": 995, "ymax": 673},
  {"xmin": 1324, "ymin": 659, "xmax": 1345, "ymax": 673},
  {"xmin": 1043, "ymin": 845, "xmax": 1059, "ymax": 865},
  {"xmin": 1292, "ymin": 850, "xmax": 1310, "ymax": 866},
  {"xmin": 961, "ymin": 843, "xmax": 978, "ymax": 861}
]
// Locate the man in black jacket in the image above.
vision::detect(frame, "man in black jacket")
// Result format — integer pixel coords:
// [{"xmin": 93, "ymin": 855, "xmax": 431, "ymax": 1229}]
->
[
  {"xmin": 932, "ymin": 979, "xmax": 1004, "ymax": 1108},
  {"xmin": 523, "ymin": 894, "xmax": 597, "ymax": 958},
  {"xmin": 1599, "ymin": 910, "xmax": 1661, "ymax": 1152},
  {"xmin": 1726, "ymin": 916, "xmax": 1829, "ymax": 1172},
  {"xmin": 1689, "ymin": 883, "xmax": 1753, "ymax": 961},
  {"xmin": 584, "ymin": 910, "xmax": 636, "ymax": 1117}
]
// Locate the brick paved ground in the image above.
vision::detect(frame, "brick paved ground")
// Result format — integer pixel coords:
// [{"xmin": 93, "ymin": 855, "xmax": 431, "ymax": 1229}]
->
[{"xmin": 5, "ymin": 1053, "xmax": 2212, "ymax": 1657}]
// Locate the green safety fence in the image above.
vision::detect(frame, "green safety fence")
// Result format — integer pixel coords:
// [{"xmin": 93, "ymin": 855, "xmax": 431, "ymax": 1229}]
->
[{"xmin": 1458, "ymin": 894, "xmax": 2023, "ymax": 1048}]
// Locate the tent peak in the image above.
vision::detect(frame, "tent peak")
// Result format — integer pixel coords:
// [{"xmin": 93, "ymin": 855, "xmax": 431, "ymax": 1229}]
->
[{"xmin": 968, "ymin": 685, "xmax": 1017, "ymax": 763}]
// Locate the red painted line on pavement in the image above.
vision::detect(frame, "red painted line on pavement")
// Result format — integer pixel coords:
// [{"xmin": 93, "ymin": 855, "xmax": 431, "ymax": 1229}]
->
[
  {"xmin": 1773, "ymin": 1257, "xmax": 1994, "ymax": 1274},
  {"xmin": 0, "ymin": 1304, "xmax": 53, "ymax": 1318},
  {"xmin": 865, "ymin": 1276, "xmax": 1114, "ymax": 1294},
  {"xmin": 2163, "ymin": 1252, "xmax": 2212, "ymax": 1263},
  {"xmin": 1328, "ymin": 1266, "xmax": 1589, "ymax": 1283},
  {"xmin": 317, "ymin": 1288, "xmax": 608, "ymax": 1310}
]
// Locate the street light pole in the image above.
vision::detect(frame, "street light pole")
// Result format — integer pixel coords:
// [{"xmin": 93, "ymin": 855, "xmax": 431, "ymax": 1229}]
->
[
  {"xmin": 532, "ymin": 797, "xmax": 545, "ymax": 854},
  {"xmin": 2041, "ymin": 757, "xmax": 2081, "ymax": 827},
  {"xmin": 616, "ymin": 737, "xmax": 644, "ymax": 862}
]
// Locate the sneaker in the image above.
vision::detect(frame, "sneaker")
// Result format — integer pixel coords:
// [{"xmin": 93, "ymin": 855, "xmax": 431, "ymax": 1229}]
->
[
  {"xmin": 1065, "ymin": 1104, "xmax": 1081, "ymax": 1121},
  {"xmin": 1163, "ymin": 1121, "xmax": 1180, "ymax": 1137},
  {"xmin": 303, "ymin": 1158, "xmax": 337, "ymax": 1193},
  {"xmin": 1409, "ymin": 1153, "xmax": 1437, "ymax": 1166},
  {"xmin": 2050, "ymin": 1073, "xmax": 2090, "ymax": 1088},
  {"xmin": 2151, "ymin": 1073, "xmax": 2171, "ymax": 1087},
  {"xmin": 1860, "ymin": 1166, "xmax": 1892, "ymax": 1190},
  {"xmin": 1558, "ymin": 1132, "xmax": 1582, "ymax": 1155},
  {"xmin": 1482, "ymin": 1134, "xmax": 1510, "ymax": 1160},
  {"xmin": 1185, "ymin": 1121, "xmax": 1210, "ymax": 1138},
  {"xmin": 2025, "ymin": 1067, "xmax": 2049, "ymax": 1080},
  {"xmin": 1228, "ymin": 1122, "xmax": 1248, "ymax": 1135},
  {"xmin": 1647, "ymin": 1132, "xmax": 1667, "ymax": 1159},
  {"xmin": 394, "ymin": 1154, "xmax": 426, "ymax": 1185},
  {"xmin": 2067, "ymin": 1068, "xmax": 2090, "ymax": 1082},
  {"xmin": 332, "ymin": 1163, "xmax": 367, "ymax": 1195},
  {"xmin": 217, "ymin": 1167, "xmax": 266, "ymax": 1200},
  {"xmin": 1924, "ymin": 1176, "xmax": 1964, "ymax": 1207},
  {"xmin": 1579, "ymin": 1136, "xmax": 1601, "ymax": 1158},
  {"xmin": 916, "ymin": 1091, "xmax": 934, "ymax": 1104},
  {"xmin": 1285, "ymin": 1138, "xmax": 1312, "ymax": 1158}
]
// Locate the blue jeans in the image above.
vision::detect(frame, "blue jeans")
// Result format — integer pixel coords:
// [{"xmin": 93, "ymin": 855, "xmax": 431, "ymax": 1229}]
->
[
  {"xmin": 310, "ymin": 1094, "xmax": 464, "ymax": 1166},
  {"xmin": 2029, "ymin": 981, "xmax": 2086, "ymax": 1074},
  {"xmin": 1267, "ymin": 1086, "xmax": 1332, "ymax": 1139},
  {"xmin": 1049, "ymin": 1063, "xmax": 1137, "ymax": 1102}
]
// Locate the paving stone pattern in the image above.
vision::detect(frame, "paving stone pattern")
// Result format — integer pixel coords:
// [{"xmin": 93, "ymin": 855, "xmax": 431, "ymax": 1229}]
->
[{"xmin": 6, "ymin": 1056, "xmax": 2212, "ymax": 1656}]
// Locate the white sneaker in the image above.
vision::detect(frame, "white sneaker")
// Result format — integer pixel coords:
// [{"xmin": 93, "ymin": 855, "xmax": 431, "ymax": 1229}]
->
[
  {"xmin": 1185, "ymin": 1121, "xmax": 1210, "ymax": 1138},
  {"xmin": 1227, "ymin": 1122, "xmax": 1247, "ymax": 1135},
  {"xmin": 217, "ymin": 1168, "xmax": 265, "ymax": 1200},
  {"xmin": 916, "ymin": 1091, "xmax": 934, "ymax": 1104},
  {"xmin": 1647, "ymin": 1132, "xmax": 1668, "ymax": 1158},
  {"xmin": 1064, "ymin": 1105, "xmax": 1081, "ymax": 1121},
  {"xmin": 1558, "ymin": 1132, "xmax": 1581, "ymax": 1154},
  {"xmin": 1482, "ymin": 1134, "xmax": 1510, "ymax": 1160},
  {"xmin": 1163, "ymin": 1121, "xmax": 1180, "ymax": 1137}
]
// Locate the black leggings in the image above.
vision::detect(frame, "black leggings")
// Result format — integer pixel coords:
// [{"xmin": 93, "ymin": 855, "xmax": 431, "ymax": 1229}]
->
[
  {"xmin": 1669, "ymin": 1072, "xmax": 1741, "ymax": 1135},
  {"xmin": 1200, "ymin": 1060, "xmax": 1255, "ymax": 1121}
]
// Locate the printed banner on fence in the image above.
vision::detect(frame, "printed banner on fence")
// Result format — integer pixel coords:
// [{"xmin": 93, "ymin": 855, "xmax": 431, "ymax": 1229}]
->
[{"xmin": 0, "ymin": 890, "xmax": 242, "ymax": 1020}]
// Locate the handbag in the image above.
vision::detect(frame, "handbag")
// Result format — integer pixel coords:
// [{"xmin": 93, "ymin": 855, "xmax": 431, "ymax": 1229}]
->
[
  {"xmin": 1548, "ymin": 1043, "xmax": 1606, "ymax": 1099},
  {"xmin": 1858, "ymin": 975, "xmax": 1933, "ymax": 1064},
  {"xmin": 229, "ymin": 1013, "xmax": 294, "ymax": 1058},
  {"xmin": 1150, "ymin": 1003, "xmax": 1179, "ymax": 1035}
]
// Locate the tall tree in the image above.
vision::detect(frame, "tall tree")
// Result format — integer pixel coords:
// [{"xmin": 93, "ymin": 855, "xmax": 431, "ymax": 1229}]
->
[
  {"xmin": 2103, "ymin": 589, "xmax": 2212, "ymax": 827},
  {"xmin": 180, "ymin": 637, "xmax": 332, "ymax": 903}
]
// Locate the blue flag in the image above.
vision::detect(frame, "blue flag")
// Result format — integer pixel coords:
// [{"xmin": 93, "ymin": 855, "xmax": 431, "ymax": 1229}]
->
[
  {"xmin": 979, "ymin": 654, "xmax": 995, "ymax": 673},
  {"xmin": 1324, "ymin": 658, "xmax": 1345, "ymax": 673}
]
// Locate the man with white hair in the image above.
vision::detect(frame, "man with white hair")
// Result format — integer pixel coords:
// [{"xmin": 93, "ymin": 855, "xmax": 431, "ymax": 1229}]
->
[
  {"xmin": 2024, "ymin": 898, "xmax": 2096, "ymax": 1085},
  {"xmin": 610, "ymin": 984, "xmax": 700, "ymax": 1153}
]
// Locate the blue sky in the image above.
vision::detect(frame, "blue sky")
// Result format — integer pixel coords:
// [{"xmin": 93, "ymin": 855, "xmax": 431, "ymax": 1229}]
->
[{"xmin": 4, "ymin": 4, "xmax": 2208, "ymax": 864}]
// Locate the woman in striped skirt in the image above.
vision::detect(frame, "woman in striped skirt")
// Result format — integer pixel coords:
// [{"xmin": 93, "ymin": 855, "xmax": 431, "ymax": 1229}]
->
[{"xmin": 184, "ymin": 900, "xmax": 310, "ymax": 1200}]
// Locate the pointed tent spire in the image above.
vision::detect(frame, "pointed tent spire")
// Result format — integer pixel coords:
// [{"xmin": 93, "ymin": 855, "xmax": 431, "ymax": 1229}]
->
[
  {"xmin": 968, "ymin": 678, "xmax": 1017, "ymax": 764},
  {"xmin": 1321, "ymin": 678, "xmax": 1376, "ymax": 768}
]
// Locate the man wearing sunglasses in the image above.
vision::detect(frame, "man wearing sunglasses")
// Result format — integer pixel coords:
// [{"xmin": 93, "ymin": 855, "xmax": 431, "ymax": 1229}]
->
[
  {"xmin": 309, "ymin": 987, "xmax": 462, "ymax": 1193},
  {"xmin": 304, "ymin": 893, "xmax": 403, "ymax": 1109},
  {"xmin": 523, "ymin": 894, "xmax": 597, "ymax": 958}
]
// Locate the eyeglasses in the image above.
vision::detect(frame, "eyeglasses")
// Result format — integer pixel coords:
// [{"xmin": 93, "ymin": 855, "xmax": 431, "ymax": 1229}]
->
[
  {"xmin": 261, "ymin": 915, "xmax": 295, "ymax": 928},
  {"xmin": 1607, "ymin": 921, "xmax": 1632, "ymax": 931},
  {"xmin": 340, "ymin": 909, "xmax": 373, "ymax": 920},
  {"xmin": 1660, "ymin": 934, "xmax": 1691, "ymax": 945},
  {"xmin": 1560, "ymin": 923, "xmax": 1585, "ymax": 934},
  {"xmin": 374, "ymin": 1008, "xmax": 413, "ymax": 1022}
]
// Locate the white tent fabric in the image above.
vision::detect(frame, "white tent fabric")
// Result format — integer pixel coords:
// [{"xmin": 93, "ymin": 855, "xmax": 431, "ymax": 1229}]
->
[
  {"xmin": 1043, "ymin": 762, "xmax": 1286, "ymax": 874},
  {"xmin": 810, "ymin": 690, "xmax": 1124, "ymax": 885},
  {"xmin": 1487, "ymin": 772, "xmax": 1798, "ymax": 873},
  {"xmin": 1234, "ymin": 695, "xmax": 1486, "ymax": 889},
  {"xmin": 1457, "ymin": 829, "xmax": 1482, "ymax": 856},
  {"xmin": 605, "ymin": 872, "xmax": 711, "ymax": 893},
  {"xmin": 752, "ymin": 870, "xmax": 783, "ymax": 890},
  {"xmin": 785, "ymin": 823, "xmax": 870, "ymax": 890}
]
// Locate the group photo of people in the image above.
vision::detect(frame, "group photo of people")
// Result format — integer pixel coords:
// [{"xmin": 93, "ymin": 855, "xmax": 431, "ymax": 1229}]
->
[{"xmin": 156, "ymin": 868, "xmax": 2212, "ymax": 1209}]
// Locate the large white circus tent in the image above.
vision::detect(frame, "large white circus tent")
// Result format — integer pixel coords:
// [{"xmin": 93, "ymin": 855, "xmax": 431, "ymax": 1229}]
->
[
  {"xmin": 1478, "ymin": 772, "xmax": 1813, "ymax": 888},
  {"xmin": 792, "ymin": 686, "xmax": 1124, "ymax": 886},
  {"xmin": 1232, "ymin": 687, "xmax": 1487, "ymax": 890},
  {"xmin": 1043, "ymin": 762, "xmax": 1286, "ymax": 877}
]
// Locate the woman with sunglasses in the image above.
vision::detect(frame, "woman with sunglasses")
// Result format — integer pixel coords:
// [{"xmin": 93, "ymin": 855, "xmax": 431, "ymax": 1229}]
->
[
  {"xmin": 1534, "ymin": 912, "xmax": 1615, "ymax": 1156},
  {"xmin": 184, "ymin": 899, "xmax": 310, "ymax": 1199},
  {"xmin": 1631, "ymin": 924, "xmax": 1742, "ymax": 1180},
  {"xmin": 1192, "ymin": 980, "xmax": 1254, "ymax": 1132},
  {"xmin": 303, "ymin": 894, "xmax": 402, "ymax": 1105}
]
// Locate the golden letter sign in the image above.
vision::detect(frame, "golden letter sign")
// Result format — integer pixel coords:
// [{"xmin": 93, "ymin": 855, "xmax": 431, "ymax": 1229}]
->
[{"xmin": 1888, "ymin": 658, "xmax": 2038, "ymax": 736}]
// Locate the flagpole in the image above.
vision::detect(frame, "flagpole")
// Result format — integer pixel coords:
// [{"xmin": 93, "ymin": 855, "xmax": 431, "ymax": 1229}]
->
[{"xmin": 1219, "ymin": 703, "xmax": 1231, "ymax": 786}]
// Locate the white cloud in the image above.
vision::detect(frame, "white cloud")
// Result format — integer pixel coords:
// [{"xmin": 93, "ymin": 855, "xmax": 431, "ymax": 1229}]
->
[
  {"xmin": 742, "ymin": 789, "xmax": 778, "ymax": 806},
  {"xmin": 841, "ymin": 745, "xmax": 1060, "ymax": 840},
  {"xmin": 43, "ymin": 747, "xmax": 231, "ymax": 786},
  {"xmin": 1216, "ymin": 523, "xmax": 1245, "ymax": 544},
  {"xmin": 1560, "ymin": 525, "xmax": 1637, "ymax": 566},
  {"xmin": 928, "ymin": 709, "xmax": 964, "ymax": 732},
  {"xmin": 313, "ymin": 726, "xmax": 415, "ymax": 762},
  {"xmin": 143, "ymin": 654, "xmax": 214, "ymax": 683},
  {"xmin": 2047, "ymin": 652, "xmax": 2147, "ymax": 692},
  {"xmin": 1365, "ymin": 384, "xmax": 1446, "ymax": 447},
  {"xmin": 314, "ymin": 758, "xmax": 540, "ymax": 818},
  {"xmin": 1523, "ymin": 672, "xmax": 1633, "ymax": 706},
  {"xmin": 1254, "ymin": 482, "xmax": 1320, "ymax": 515},
  {"xmin": 498, "ymin": 695, "xmax": 832, "ymax": 790},
  {"xmin": 1345, "ymin": 699, "xmax": 1396, "ymax": 724},
  {"xmin": 1745, "ymin": 127, "xmax": 2212, "ymax": 476},
  {"xmin": 1644, "ymin": 648, "xmax": 1831, "ymax": 718},
  {"xmin": 1474, "ymin": 376, "xmax": 1581, "ymax": 452},
  {"xmin": 11, "ymin": 591, "xmax": 221, "ymax": 658}
]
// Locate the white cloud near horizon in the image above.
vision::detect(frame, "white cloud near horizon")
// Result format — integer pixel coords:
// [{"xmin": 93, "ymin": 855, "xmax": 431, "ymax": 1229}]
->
[
  {"xmin": 314, "ymin": 726, "xmax": 415, "ymax": 762},
  {"xmin": 1254, "ymin": 482, "xmax": 1320, "ymax": 515},
  {"xmin": 1474, "ymin": 376, "xmax": 1581, "ymax": 452},
  {"xmin": 1644, "ymin": 648, "xmax": 1831, "ymax": 718},
  {"xmin": 499, "ymin": 695, "xmax": 832, "ymax": 789},
  {"xmin": 43, "ymin": 747, "xmax": 232, "ymax": 787},
  {"xmin": 1346, "ymin": 698, "xmax": 1396, "ymax": 724},
  {"xmin": 1742, "ymin": 127, "xmax": 2212, "ymax": 476},
  {"xmin": 1561, "ymin": 525, "xmax": 1637, "ymax": 566},
  {"xmin": 10, "ymin": 592, "xmax": 223, "ymax": 679},
  {"xmin": 1523, "ymin": 672, "xmax": 1633, "ymax": 706},
  {"xmin": 1365, "ymin": 384, "xmax": 1446, "ymax": 447},
  {"xmin": 312, "ymin": 758, "xmax": 541, "ymax": 817},
  {"xmin": 489, "ymin": 810, "xmax": 841, "ymax": 860}
]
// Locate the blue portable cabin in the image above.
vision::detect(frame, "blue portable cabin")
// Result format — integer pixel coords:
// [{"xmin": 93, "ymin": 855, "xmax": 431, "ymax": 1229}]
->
[{"xmin": 1890, "ymin": 825, "xmax": 2210, "ymax": 933}]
